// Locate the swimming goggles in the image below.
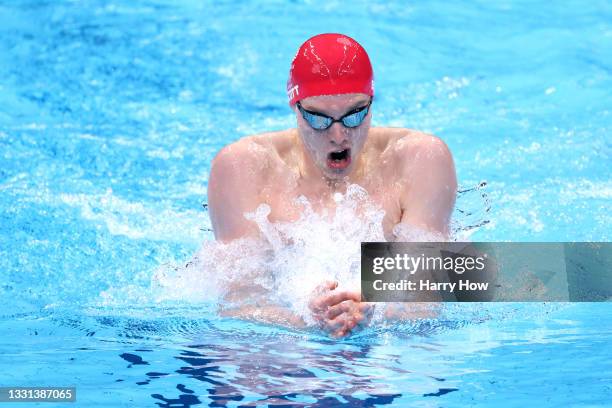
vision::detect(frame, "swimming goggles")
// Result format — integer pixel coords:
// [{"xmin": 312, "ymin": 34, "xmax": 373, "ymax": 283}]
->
[{"xmin": 296, "ymin": 99, "xmax": 372, "ymax": 130}]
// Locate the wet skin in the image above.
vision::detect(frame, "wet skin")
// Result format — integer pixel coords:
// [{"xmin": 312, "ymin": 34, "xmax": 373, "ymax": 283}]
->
[{"xmin": 208, "ymin": 93, "xmax": 457, "ymax": 337}]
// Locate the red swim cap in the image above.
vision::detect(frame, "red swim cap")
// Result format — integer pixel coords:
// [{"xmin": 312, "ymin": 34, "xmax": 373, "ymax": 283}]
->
[{"xmin": 287, "ymin": 33, "xmax": 374, "ymax": 105}]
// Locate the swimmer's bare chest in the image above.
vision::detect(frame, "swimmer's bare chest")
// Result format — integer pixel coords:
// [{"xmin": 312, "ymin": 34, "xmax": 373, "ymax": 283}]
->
[
  {"xmin": 258, "ymin": 174, "xmax": 403, "ymax": 240},
  {"xmin": 247, "ymin": 128, "xmax": 410, "ymax": 240}
]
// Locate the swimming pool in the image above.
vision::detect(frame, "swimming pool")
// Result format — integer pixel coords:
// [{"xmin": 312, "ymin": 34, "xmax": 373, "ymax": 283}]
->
[{"xmin": 1, "ymin": 0, "xmax": 610, "ymax": 406}]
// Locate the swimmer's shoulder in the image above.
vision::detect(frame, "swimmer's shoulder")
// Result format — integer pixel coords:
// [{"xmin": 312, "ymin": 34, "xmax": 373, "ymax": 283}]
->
[
  {"xmin": 211, "ymin": 129, "xmax": 296, "ymax": 181},
  {"xmin": 210, "ymin": 137, "xmax": 267, "ymax": 188},
  {"xmin": 213, "ymin": 131, "xmax": 283, "ymax": 166},
  {"xmin": 369, "ymin": 127, "xmax": 453, "ymax": 161},
  {"xmin": 242, "ymin": 129, "xmax": 300, "ymax": 171}
]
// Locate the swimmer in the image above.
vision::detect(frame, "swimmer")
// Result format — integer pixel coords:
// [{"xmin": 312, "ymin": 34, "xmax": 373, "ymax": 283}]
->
[{"xmin": 208, "ymin": 33, "xmax": 457, "ymax": 337}]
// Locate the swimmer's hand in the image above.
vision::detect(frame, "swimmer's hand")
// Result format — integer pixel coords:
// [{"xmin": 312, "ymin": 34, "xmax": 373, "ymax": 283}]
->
[{"xmin": 308, "ymin": 281, "xmax": 374, "ymax": 338}]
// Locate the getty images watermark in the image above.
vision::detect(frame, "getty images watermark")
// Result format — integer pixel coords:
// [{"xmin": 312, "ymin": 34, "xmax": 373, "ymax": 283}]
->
[{"xmin": 361, "ymin": 242, "xmax": 612, "ymax": 302}]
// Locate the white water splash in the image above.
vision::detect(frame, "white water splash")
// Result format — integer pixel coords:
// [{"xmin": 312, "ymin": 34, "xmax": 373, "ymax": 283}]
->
[
  {"xmin": 240, "ymin": 184, "xmax": 387, "ymax": 323},
  {"xmin": 99, "ymin": 183, "xmax": 493, "ymax": 326}
]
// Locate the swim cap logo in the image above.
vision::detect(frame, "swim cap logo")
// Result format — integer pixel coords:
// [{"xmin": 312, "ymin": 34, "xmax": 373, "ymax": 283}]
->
[
  {"xmin": 287, "ymin": 85, "xmax": 299, "ymax": 100},
  {"xmin": 287, "ymin": 33, "xmax": 373, "ymax": 105}
]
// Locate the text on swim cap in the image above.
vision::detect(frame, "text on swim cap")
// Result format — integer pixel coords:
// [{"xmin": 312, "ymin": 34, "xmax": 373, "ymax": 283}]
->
[{"xmin": 287, "ymin": 85, "xmax": 299, "ymax": 100}]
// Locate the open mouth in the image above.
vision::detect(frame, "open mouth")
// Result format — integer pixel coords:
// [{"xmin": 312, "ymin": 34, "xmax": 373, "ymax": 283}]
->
[{"xmin": 327, "ymin": 149, "xmax": 351, "ymax": 170}]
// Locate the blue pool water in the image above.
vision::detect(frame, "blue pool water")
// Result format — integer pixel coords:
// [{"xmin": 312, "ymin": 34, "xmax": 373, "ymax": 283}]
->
[{"xmin": 1, "ymin": 1, "xmax": 611, "ymax": 406}]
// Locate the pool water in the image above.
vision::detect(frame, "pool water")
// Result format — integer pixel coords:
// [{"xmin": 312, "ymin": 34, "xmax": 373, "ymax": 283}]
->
[{"xmin": 1, "ymin": 0, "xmax": 610, "ymax": 406}]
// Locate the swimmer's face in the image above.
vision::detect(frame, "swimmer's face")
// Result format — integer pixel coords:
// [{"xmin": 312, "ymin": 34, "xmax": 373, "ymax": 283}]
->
[{"xmin": 293, "ymin": 93, "xmax": 372, "ymax": 179}]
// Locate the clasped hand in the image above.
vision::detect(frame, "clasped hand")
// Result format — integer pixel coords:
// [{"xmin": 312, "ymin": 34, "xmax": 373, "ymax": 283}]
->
[{"xmin": 308, "ymin": 281, "xmax": 373, "ymax": 338}]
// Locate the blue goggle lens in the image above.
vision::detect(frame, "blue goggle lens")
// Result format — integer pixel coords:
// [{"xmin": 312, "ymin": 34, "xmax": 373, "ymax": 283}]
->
[
  {"xmin": 342, "ymin": 107, "xmax": 369, "ymax": 128},
  {"xmin": 298, "ymin": 101, "xmax": 371, "ymax": 130},
  {"xmin": 302, "ymin": 110, "xmax": 333, "ymax": 130}
]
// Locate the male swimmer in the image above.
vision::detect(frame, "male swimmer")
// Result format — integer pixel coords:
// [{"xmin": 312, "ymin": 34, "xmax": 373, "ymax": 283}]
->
[{"xmin": 208, "ymin": 33, "xmax": 457, "ymax": 337}]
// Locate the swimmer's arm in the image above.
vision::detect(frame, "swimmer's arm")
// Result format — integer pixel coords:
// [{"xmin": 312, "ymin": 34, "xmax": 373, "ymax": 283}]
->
[
  {"xmin": 381, "ymin": 303, "xmax": 440, "ymax": 320},
  {"xmin": 382, "ymin": 134, "xmax": 456, "ymax": 320},
  {"xmin": 206, "ymin": 142, "xmax": 311, "ymax": 327},
  {"xmin": 218, "ymin": 276, "xmax": 307, "ymax": 329},
  {"xmin": 396, "ymin": 134, "xmax": 457, "ymax": 238},
  {"xmin": 220, "ymin": 281, "xmax": 368, "ymax": 337},
  {"xmin": 219, "ymin": 303, "xmax": 307, "ymax": 329},
  {"xmin": 392, "ymin": 137, "xmax": 496, "ymax": 304},
  {"xmin": 208, "ymin": 139, "xmax": 268, "ymax": 242}
]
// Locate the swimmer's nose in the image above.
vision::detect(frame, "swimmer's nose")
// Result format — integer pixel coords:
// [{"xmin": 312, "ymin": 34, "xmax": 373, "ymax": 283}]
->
[{"xmin": 328, "ymin": 122, "xmax": 348, "ymax": 145}]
